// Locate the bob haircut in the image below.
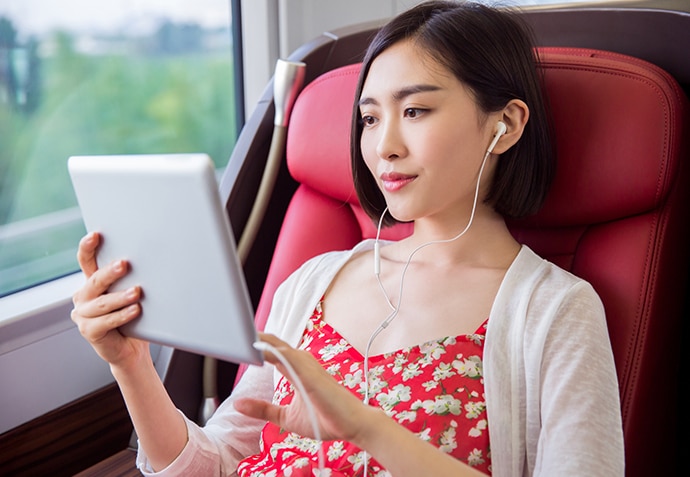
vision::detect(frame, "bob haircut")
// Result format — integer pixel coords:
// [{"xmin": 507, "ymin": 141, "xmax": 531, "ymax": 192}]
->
[{"xmin": 350, "ymin": 0, "xmax": 555, "ymax": 227}]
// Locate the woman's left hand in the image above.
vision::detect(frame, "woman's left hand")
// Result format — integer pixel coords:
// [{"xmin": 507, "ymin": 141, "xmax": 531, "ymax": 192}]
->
[
  {"xmin": 235, "ymin": 333, "xmax": 487, "ymax": 477},
  {"xmin": 234, "ymin": 333, "xmax": 373, "ymax": 443}
]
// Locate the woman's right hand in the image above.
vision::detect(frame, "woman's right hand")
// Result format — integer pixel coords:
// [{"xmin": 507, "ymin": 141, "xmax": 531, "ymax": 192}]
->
[
  {"xmin": 72, "ymin": 232, "xmax": 190, "ymax": 471},
  {"xmin": 71, "ymin": 232, "xmax": 149, "ymax": 369}
]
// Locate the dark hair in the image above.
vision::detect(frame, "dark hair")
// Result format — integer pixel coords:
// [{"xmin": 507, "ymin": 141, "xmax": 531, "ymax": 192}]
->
[{"xmin": 350, "ymin": 0, "xmax": 554, "ymax": 226}]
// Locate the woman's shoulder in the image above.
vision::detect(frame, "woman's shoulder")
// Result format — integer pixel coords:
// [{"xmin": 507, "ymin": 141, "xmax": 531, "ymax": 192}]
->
[
  {"xmin": 512, "ymin": 245, "xmax": 593, "ymax": 290},
  {"xmin": 265, "ymin": 239, "xmax": 376, "ymax": 344},
  {"xmin": 489, "ymin": 245, "xmax": 607, "ymax": 350},
  {"xmin": 271, "ymin": 239, "xmax": 377, "ymax": 307},
  {"xmin": 293, "ymin": 239, "xmax": 376, "ymax": 278},
  {"xmin": 501, "ymin": 245, "xmax": 603, "ymax": 316}
]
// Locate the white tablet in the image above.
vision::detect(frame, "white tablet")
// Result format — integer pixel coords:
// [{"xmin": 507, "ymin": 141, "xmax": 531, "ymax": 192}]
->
[{"xmin": 68, "ymin": 153, "xmax": 263, "ymax": 365}]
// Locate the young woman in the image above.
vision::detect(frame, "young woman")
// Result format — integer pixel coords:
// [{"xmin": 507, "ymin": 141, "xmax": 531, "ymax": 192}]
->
[{"xmin": 71, "ymin": 2, "xmax": 624, "ymax": 476}]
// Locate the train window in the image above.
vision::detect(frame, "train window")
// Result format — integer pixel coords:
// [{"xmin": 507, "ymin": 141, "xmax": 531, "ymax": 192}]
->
[{"xmin": 0, "ymin": 0, "xmax": 240, "ymax": 297}]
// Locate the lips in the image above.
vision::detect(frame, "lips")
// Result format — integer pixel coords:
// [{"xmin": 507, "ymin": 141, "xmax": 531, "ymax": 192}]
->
[{"xmin": 380, "ymin": 172, "xmax": 417, "ymax": 192}]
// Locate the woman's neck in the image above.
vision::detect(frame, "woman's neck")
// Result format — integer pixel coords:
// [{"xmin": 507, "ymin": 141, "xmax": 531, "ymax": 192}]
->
[{"xmin": 390, "ymin": 209, "xmax": 519, "ymax": 268}]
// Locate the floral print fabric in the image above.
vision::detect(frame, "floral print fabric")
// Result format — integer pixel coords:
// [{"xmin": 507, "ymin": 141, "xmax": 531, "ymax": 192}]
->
[{"xmin": 237, "ymin": 299, "xmax": 491, "ymax": 476}]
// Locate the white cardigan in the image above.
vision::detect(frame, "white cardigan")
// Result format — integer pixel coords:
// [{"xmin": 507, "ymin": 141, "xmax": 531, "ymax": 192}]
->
[{"xmin": 138, "ymin": 241, "xmax": 625, "ymax": 476}]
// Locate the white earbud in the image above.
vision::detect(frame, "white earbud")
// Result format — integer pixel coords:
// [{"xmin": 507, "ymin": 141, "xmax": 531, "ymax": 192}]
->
[
  {"xmin": 486, "ymin": 121, "xmax": 507, "ymax": 154},
  {"xmin": 372, "ymin": 121, "xmax": 508, "ymax": 329}
]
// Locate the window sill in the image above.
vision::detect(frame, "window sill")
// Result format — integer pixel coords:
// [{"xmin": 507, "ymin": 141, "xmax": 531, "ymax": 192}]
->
[
  {"xmin": 0, "ymin": 273, "xmax": 173, "ymax": 433},
  {"xmin": 0, "ymin": 272, "xmax": 84, "ymax": 356}
]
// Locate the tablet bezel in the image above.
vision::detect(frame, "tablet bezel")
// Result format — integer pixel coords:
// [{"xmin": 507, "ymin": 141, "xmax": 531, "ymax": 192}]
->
[{"xmin": 68, "ymin": 153, "xmax": 263, "ymax": 365}]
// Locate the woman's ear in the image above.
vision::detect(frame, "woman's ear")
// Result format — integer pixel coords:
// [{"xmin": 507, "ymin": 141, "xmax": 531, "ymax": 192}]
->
[{"xmin": 490, "ymin": 99, "xmax": 529, "ymax": 155}]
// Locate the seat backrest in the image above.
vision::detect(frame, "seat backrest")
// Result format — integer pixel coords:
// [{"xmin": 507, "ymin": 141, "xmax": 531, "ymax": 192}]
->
[{"xmin": 253, "ymin": 48, "xmax": 690, "ymax": 476}]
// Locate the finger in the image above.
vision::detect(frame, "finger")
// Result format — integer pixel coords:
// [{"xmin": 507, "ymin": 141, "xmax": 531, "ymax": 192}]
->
[
  {"xmin": 255, "ymin": 334, "xmax": 331, "ymax": 392},
  {"xmin": 254, "ymin": 334, "xmax": 306, "ymax": 379},
  {"xmin": 256, "ymin": 332, "xmax": 286, "ymax": 347},
  {"xmin": 77, "ymin": 232, "xmax": 101, "ymax": 277},
  {"xmin": 234, "ymin": 397, "xmax": 284, "ymax": 425},
  {"xmin": 255, "ymin": 333, "xmax": 295, "ymax": 364},
  {"xmin": 77, "ymin": 285, "xmax": 141, "ymax": 319},
  {"xmin": 75, "ymin": 259, "xmax": 130, "ymax": 303},
  {"xmin": 71, "ymin": 302, "xmax": 140, "ymax": 343}
]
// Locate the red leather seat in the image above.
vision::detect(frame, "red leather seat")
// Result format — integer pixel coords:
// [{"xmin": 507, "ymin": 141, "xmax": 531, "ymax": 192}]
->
[{"xmin": 252, "ymin": 48, "xmax": 690, "ymax": 476}]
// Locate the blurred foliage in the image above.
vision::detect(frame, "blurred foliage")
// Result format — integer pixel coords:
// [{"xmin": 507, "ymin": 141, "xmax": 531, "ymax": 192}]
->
[
  {"xmin": 0, "ymin": 27, "xmax": 236, "ymax": 224},
  {"xmin": 0, "ymin": 19, "xmax": 237, "ymax": 295}
]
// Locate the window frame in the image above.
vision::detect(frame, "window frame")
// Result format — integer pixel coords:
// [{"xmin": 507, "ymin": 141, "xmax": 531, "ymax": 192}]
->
[{"xmin": 0, "ymin": 0, "xmax": 244, "ymax": 433}]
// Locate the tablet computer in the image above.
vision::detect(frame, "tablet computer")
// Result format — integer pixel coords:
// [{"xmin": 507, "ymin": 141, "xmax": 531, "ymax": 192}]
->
[{"xmin": 68, "ymin": 153, "xmax": 263, "ymax": 365}]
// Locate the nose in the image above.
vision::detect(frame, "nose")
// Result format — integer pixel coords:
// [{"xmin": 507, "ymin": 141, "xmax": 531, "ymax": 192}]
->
[{"xmin": 375, "ymin": 120, "xmax": 407, "ymax": 161}]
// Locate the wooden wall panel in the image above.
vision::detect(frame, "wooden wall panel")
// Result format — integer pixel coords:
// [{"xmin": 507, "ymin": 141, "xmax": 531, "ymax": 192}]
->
[{"xmin": 0, "ymin": 384, "xmax": 133, "ymax": 476}]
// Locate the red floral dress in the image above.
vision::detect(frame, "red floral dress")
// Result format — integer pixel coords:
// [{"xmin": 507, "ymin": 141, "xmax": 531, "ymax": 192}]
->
[{"xmin": 237, "ymin": 299, "xmax": 491, "ymax": 476}]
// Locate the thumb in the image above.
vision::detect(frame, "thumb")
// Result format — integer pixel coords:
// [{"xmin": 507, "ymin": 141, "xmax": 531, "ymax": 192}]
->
[{"xmin": 234, "ymin": 397, "xmax": 283, "ymax": 425}]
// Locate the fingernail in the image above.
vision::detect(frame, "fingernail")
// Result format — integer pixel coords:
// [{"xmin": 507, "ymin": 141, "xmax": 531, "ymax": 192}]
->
[
  {"xmin": 113, "ymin": 260, "xmax": 124, "ymax": 273},
  {"xmin": 126, "ymin": 287, "xmax": 138, "ymax": 299}
]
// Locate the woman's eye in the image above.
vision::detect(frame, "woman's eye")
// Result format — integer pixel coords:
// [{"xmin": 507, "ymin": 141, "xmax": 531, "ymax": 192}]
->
[
  {"xmin": 361, "ymin": 115, "xmax": 377, "ymax": 126},
  {"xmin": 404, "ymin": 108, "xmax": 426, "ymax": 119}
]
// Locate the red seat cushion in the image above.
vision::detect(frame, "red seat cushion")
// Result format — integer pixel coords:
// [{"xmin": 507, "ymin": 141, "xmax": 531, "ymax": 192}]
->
[{"xmin": 252, "ymin": 47, "xmax": 690, "ymax": 476}]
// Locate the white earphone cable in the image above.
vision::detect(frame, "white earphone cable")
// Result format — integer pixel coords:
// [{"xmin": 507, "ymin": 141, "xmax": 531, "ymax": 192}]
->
[
  {"xmin": 253, "ymin": 341, "xmax": 326, "ymax": 473},
  {"xmin": 257, "ymin": 126, "xmax": 503, "ymax": 476},
  {"xmin": 372, "ymin": 144, "xmax": 493, "ymax": 326},
  {"xmin": 374, "ymin": 209, "xmax": 396, "ymax": 312},
  {"xmin": 362, "ymin": 141, "xmax": 495, "ymax": 475}
]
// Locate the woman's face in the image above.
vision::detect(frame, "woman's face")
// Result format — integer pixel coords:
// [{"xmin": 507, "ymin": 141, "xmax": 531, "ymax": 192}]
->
[{"xmin": 359, "ymin": 39, "xmax": 499, "ymax": 226}]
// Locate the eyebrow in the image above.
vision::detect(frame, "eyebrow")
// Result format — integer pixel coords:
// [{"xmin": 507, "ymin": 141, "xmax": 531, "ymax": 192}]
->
[{"xmin": 358, "ymin": 84, "xmax": 442, "ymax": 107}]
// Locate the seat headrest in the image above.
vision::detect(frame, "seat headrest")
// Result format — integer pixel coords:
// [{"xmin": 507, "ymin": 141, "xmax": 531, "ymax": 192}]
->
[
  {"xmin": 286, "ymin": 49, "xmax": 687, "ymax": 227},
  {"xmin": 529, "ymin": 47, "xmax": 686, "ymax": 227},
  {"xmin": 287, "ymin": 63, "xmax": 360, "ymax": 204}
]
